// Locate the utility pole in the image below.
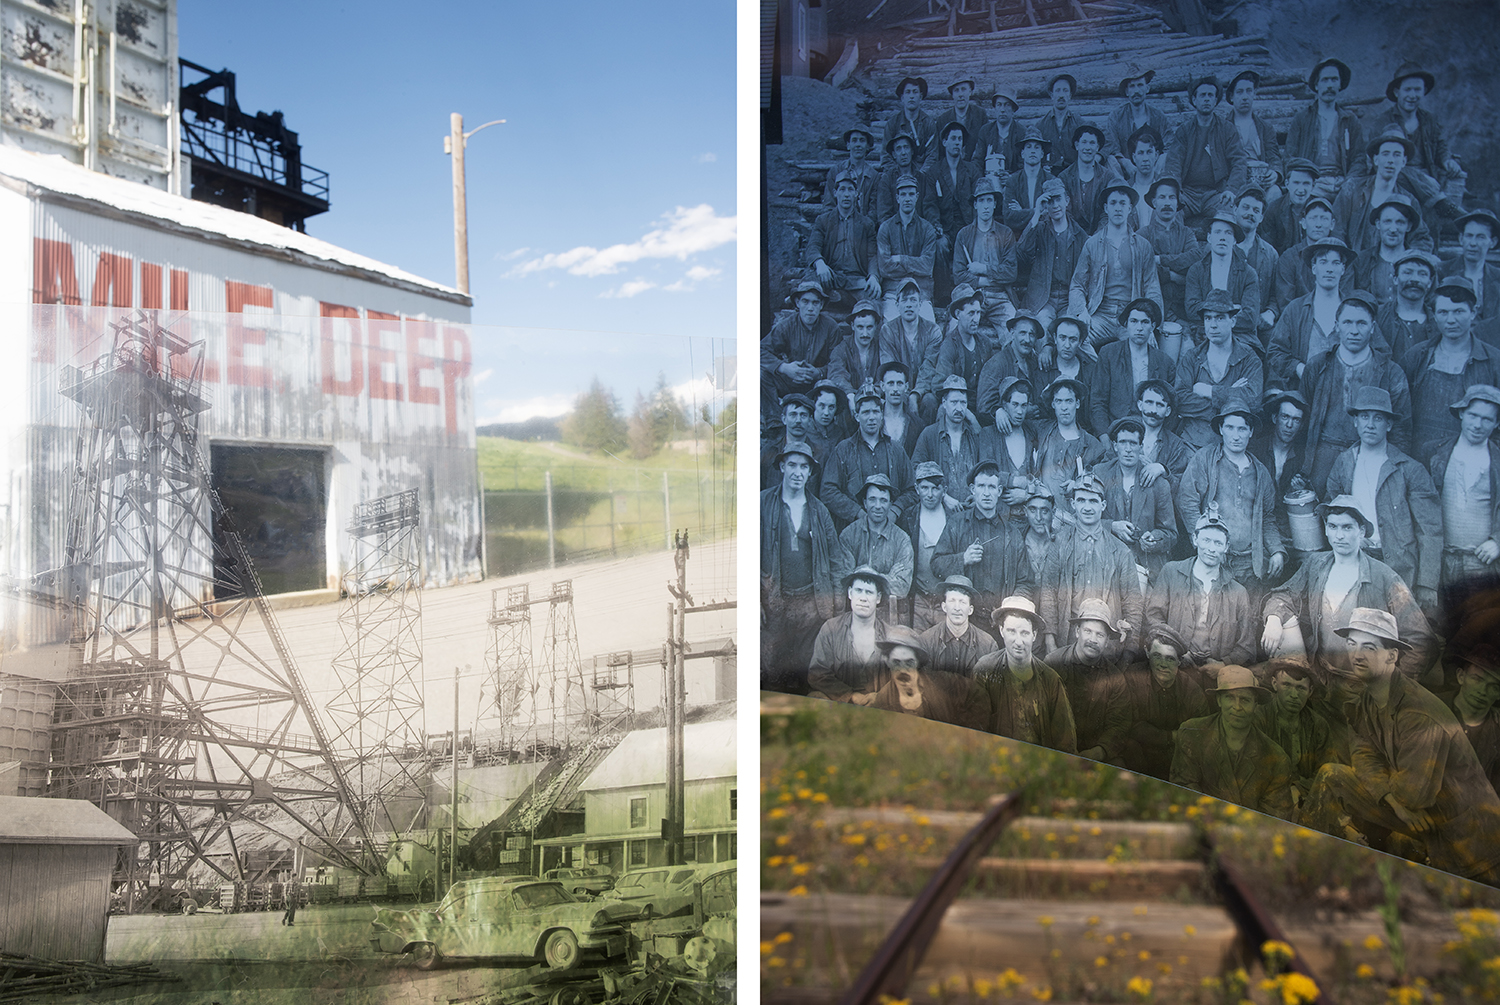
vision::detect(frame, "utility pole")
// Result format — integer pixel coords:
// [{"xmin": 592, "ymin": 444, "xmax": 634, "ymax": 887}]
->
[
  {"xmin": 450, "ymin": 664, "xmax": 462, "ymax": 892},
  {"xmin": 444, "ymin": 114, "xmax": 505, "ymax": 295},
  {"xmin": 663, "ymin": 533, "xmax": 689, "ymax": 865}
]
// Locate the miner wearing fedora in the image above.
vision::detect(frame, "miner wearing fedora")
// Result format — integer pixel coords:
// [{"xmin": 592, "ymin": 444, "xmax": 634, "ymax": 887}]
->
[
  {"xmin": 918, "ymin": 574, "xmax": 999, "ymax": 677},
  {"xmin": 1116, "ymin": 623, "xmax": 1212, "ymax": 778},
  {"xmin": 931, "ymin": 78, "xmax": 987, "ymax": 165},
  {"xmin": 839, "ymin": 472, "xmax": 915, "ymax": 621},
  {"xmin": 1046, "ymin": 597, "xmax": 1133, "ymax": 764},
  {"xmin": 1037, "ymin": 72, "xmax": 1086, "ymax": 174},
  {"xmin": 1255, "ymin": 658, "xmax": 1350, "ymax": 816},
  {"xmin": 970, "ymin": 595, "xmax": 1078, "ymax": 751},
  {"xmin": 807, "ymin": 565, "xmax": 892, "ymax": 703},
  {"xmin": 881, "ymin": 77, "xmax": 934, "ymax": 170},
  {"xmin": 1262, "ymin": 497, "xmax": 1437, "ymax": 685},
  {"xmin": 1224, "ymin": 70, "xmax": 1281, "ymax": 190},
  {"xmin": 1368, "ymin": 61, "xmax": 1465, "ymax": 213},
  {"xmin": 1017, "ymin": 178, "xmax": 1088, "ymax": 332},
  {"xmin": 1173, "ymin": 288, "xmax": 1265, "ymax": 450},
  {"xmin": 866, "ymin": 625, "xmax": 986, "ymax": 727},
  {"xmin": 877, "ymin": 171, "xmax": 942, "ymax": 319},
  {"xmin": 1331, "ymin": 127, "xmax": 1434, "ymax": 256},
  {"xmin": 1138, "ymin": 176, "xmax": 1201, "ymax": 322},
  {"xmin": 1067, "ymin": 183, "xmax": 1163, "ymax": 349},
  {"xmin": 1400, "ymin": 276, "xmax": 1500, "ymax": 461},
  {"xmin": 932, "ymin": 460, "xmax": 1036, "ymax": 630},
  {"xmin": 1267, "ymin": 234, "xmax": 1354, "ymax": 387},
  {"xmin": 1325, "ymin": 385, "xmax": 1444, "ymax": 617},
  {"xmin": 898, "ymin": 460, "xmax": 952, "ymax": 630},
  {"xmin": 952, "ymin": 176, "xmax": 1019, "ymax": 331},
  {"xmin": 807, "ymin": 173, "xmax": 880, "ymax": 308},
  {"xmin": 823, "ymin": 127, "xmax": 879, "ymax": 218},
  {"xmin": 974, "ymin": 88, "xmax": 1023, "ymax": 181},
  {"xmin": 1002, "ymin": 125, "xmax": 1056, "ymax": 232},
  {"xmin": 1283, "ymin": 57, "xmax": 1365, "ymax": 186},
  {"xmin": 1351, "ymin": 198, "xmax": 1424, "ymax": 304},
  {"xmin": 1103, "ymin": 64, "xmax": 1173, "ymax": 184},
  {"xmin": 1304, "ymin": 609, "xmax": 1500, "ymax": 884},
  {"xmin": 1165, "ymin": 76, "xmax": 1248, "ymax": 229},
  {"xmin": 1439, "ymin": 209, "xmax": 1500, "ymax": 322},
  {"xmin": 1184, "ymin": 211, "xmax": 1262, "ymax": 347},
  {"xmin": 1171, "ymin": 664, "xmax": 1294, "ymax": 819},
  {"xmin": 1038, "ymin": 471, "xmax": 1143, "ymax": 654},
  {"xmin": 1378, "ymin": 249, "xmax": 1442, "ymax": 361},
  {"xmin": 1058, "ymin": 123, "xmax": 1119, "ymax": 235}
]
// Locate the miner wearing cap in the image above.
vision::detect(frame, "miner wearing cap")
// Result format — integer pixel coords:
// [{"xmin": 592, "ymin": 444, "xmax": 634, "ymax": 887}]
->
[
  {"xmin": 1184, "ymin": 211, "xmax": 1262, "ymax": 346},
  {"xmin": 1177, "ymin": 397, "xmax": 1286, "ymax": 603},
  {"xmin": 881, "ymin": 77, "xmax": 935, "ymax": 171},
  {"xmin": 1173, "ymin": 289, "xmax": 1265, "ymax": 450},
  {"xmin": 1104, "ymin": 65, "xmax": 1173, "ymax": 183},
  {"xmin": 868, "ymin": 625, "xmax": 987, "ymax": 727},
  {"xmin": 952, "ymin": 177, "xmax": 1019, "ymax": 331},
  {"xmin": 1350, "ymin": 197, "xmax": 1424, "ymax": 304},
  {"xmin": 1325, "ymin": 385, "xmax": 1443, "ymax": 614},
  {"xmin": 1134, "ymin": 379, "xmax": 1195, "ymax": 494},
  {"xmin": 880, "ymin": 279, "xmax": 945, "ymax": 417},
  {"xmin": 807, "ymin": 172, "xmax": 880, "ymax": 307},
  {"xmin": 1262, "ymin": 160, "xmax": 1322, "ymax": 254},
  {"xmin": 1331, "ymin": 128, "xmax": 1434, "ymax": 256},
  {"xmin": 1038, "ymin": 72, "xmax": 1086, "ymax": 174},
  {"xmin": 822, "ymin": 388, "xmax": 917, "ymax": 531},
  {"xmin": 1267, "ymin": 235, "xmax": 1354, "ymax": 386},
  {"xmin": 877, "ymin": 133, "xmax": 941, "ymax": 228},
  {"xmin": 1058, "ymin": 123, "xmax": 1120, "ymax": 235},
  {"xmin": 824, "ymin": 127, "xmax": 879, "ymax": 218},
  {"xmin": 828, "ymin": 300, "xmax": 885, "ymax": 409},
  {"xmin": 1377, "ymin": 249, "xmax": 1441, "ymax": 360},
  {"xmin": 918, "ymin": 574, "xmax": 999, "ymax": 677},
  {"xmin": 1299, "ymin": 290, "xmax": 1413, "ymax": 491},
  {"xmin": 970, "ymin": 595, "xmax": 1078, "ymax": 751},
  {"xmin": 1047, "ymin": 598, "xmax": 1133, "ymax": 764},
  {"xmin": 1165, "ymin": 77, "xmax": 1248, "ymax": 229},
  {"xmin": 1400, "ymin": 277, "xmax": 1500, "ymax": 460},
  {"xmin": 913, "ymin": 375, "xmax": 983, "ymax": 507},
  {"xmin": 879, "ymin": 361, "xmax": 922, "ymax": 456},
  {"xmin": 1020, "ymin": 480, "xmax": 1058, "ymax": 580},
  {"xmin": 877, "ymin": 168, "xmax": 942, "ymax": 317},
  {"xmin": 1262, "ymin": 497, "xmax": 1436, "ymax": 684},
  {"xmin": 1283, "ymin": 57, "xmax": 1365, "ymax": 185},
  {"xmin": 974, "ymin": 88, "xmax": 1023, "ymax": 180},
  {"xmin": 932, "ymin": 460, "xmax": 1036, "ymax": 628},
  {"xmin": 1146, "ymin": 510, "xmax": 1256, "ymax": 667},
  {"xmin": 808, "ymin": 566, "xmax": 892, "ymax": 703},
  {"xmin": 1038, "ymin": 471, "xmax": 1144, "ymax": 654},
  {"xmin": 1440, "ymin": 209, "xmax": 1500, "ymax": 322},
  {"xmin": 1068, "ymin": 183, "xmax": 1163, "ymax": 349},
  {"xmin": 898, "ymin": 460, "xmax": 953, "ymax": 629},
  {"xmin": 1171, "ymin": 664, "xmax": 1295, "ymax": 819},
  {"xmin": 761, "ymin": 440, "xmax": 850, "ymax": 692},
  {"xmin": 762, "ymin": 280, "xmax": 841, "ymax": 431},
  {"xmin": 1002, "ymin": 125, "xmax": 1056, "ymax": 233},
  {"xmin": 839, "ymin": 473, "xmax": 915, "ymax": 620},
  {"xmin": 931, "ymin": 78, "xmax": 988, "ymax": 166},
  {"xmin": 1437, "ymin": 650, "xmax": 1500, "ymax": 797},
  {"xmin": 1096, "ymin": 415, "xmax": 1178, "ymax": 583},
  {"xmin": 1429, "ymin": 384, "xmax": 1500, "ymax": 609},
  {"xmin": 1224, "ymin": 70, "xmax": 1281, "ymax": 191},
  {"xmin": 1017, "ymin": 178, "xmax": 1088, "ymax": 332},
  {"xmin": 1035, "ymin": 377, "xmax": 1108, "ymax": 506},
  {"xmin": 1255, "ymin": 658, "xmax": 1350, "ymax": 814},
  {"xmin": 1303, "ymin": 608, "xmax": 1500, "ymax": 883},
  {"xmin": 933, "ymin": 285, "xmax": 996, "ymax": 415},
  {"xmin": 1271, "ymin": 198, "xmax": 1346, "ymax": 313},
  {"xmin": 1117, "ymin": 623, "xmax": 1212, "ymax": 778},
  {"xmin": 1139, "ymin": 177, "xmax": 1202, "ymax": 322}
]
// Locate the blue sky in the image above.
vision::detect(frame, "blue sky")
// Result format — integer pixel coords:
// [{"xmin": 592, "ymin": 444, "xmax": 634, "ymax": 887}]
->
[{"xmin": 180, "ymin": 1, "xmax": 736, "ymax": 424}]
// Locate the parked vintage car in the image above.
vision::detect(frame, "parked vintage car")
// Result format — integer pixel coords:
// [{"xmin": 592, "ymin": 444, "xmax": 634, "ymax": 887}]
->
[
  {"xmin": 369, "ymin": 877, "xmax": 630, "ymax": 970},
  {"xmin": 601, "ymin": 861, "xmax": 736, "ymax": 919},
  {"xmin": 543, "ymin": 866, "xmax": 616, "ymax": 897}
]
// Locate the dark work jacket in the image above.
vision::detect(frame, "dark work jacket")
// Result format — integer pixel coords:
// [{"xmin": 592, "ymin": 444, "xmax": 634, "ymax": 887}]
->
[
  {"xmin": 925, "ymin": 155, "xmax": 984, "ymax": 239},
  {"xmin": 1001, "ymin": 165, "xmax": 1056, "ymax": 232},
  {"xmin": 1090, "ymin": 340, "xmax": 1174, "ymax": 434},
  {"xmin": 931, "ymin": 507, "xmax": 1035, "ymax": 613},
  {"xmin": 1170, "ymin": 714, "xmax": 1294, "ymax": 818},
  {"xmin": 1047, "ymin": 642, "xmax": 1132, "ymax": 761},
  {"xmin": 1326, "ymin": 446, "xmax": 1443, "ymax": 597},
  {"xmin": 1164, "ymin": 113, "xmax": 1248, "ymax": 195},
  {"xmin": 1172, "ymin": 337, "xmax": 1266, "ymax": 450},
  {"xmin": 760, "ymin": 486, "xmax": 849, "ymax": 620},
  {"xmin": 1299, "ymin": 347, "xmax": 1412, "ymax": 455},
  {"xmin": 1117, "ymin": 664, "xmax": 1212, "ymax": 777},
  {"xmin": 880, "ymin": 316, "xmax": 945, "ymax": 401},
  {"xmin": 806, "ymin": 208, "xmax": 878, "ymax": 279},
  {"xmin": 1016, "ymin": 217, "xmax": 1088, "ymax": 311},
  {"xmin": 821, "ymin": 432, "xmax": 917, "ymax": 529},
  {"xmin": 1145, "ymin": 558, "xmax": 1256, "ymax": 666},
  {"xmin": 1438, "ymin": 257, "xmax": 1500, "ymax": 324},
  {"xmin": 1094, "ymin": 457, "xmax": 1179, "ymax": 581},
  {"xmin": 1183, "ymin": 249, "xmax": 1262, "ymax": 343},
  {"xmin": 969, "ymin": 653, "xmax": 1078, "ymax": 752},
  {"xmin": 1283, "ymin": 104, "xmax": 1366, "ymax": 179}
]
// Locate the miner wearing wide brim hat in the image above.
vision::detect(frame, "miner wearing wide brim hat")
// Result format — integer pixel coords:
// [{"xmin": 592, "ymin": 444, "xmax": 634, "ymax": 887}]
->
[
  {"xmin": 1038, "ymin": 72, "xmax": 1085, "ymax": 174},
  {"xmin": 951, "ymin": 176, "xmax": 1019, "ymax": 332},
  {"xmin": 916, "ymin": 574, "xmax": 1000, "ymax": 679},
  {"xmin": 966, "ymin": 593, "xmax": 1078, "ymax": 752},
  {"xmin": 882, "ymin": 77, "xmax": 935, "ymax": 170},
  {"xmin": 930, "ymin": 458, "xmax": 1035, "ymax": 631},
  {"xmin": 1330, "ymin": 125, "xmax": 1439, "ymax": 257},
  {"xmin": 1302, "ymin": 606, "xmax": 1500, "ymax": 886},
  {"xmin": 1371, "ymin": 60, "xmax": 1464, "ymax": 198},
  {"xmin": 823, "ymin": 127, "xmax": 880, "ymax": 218},
  {"xmin": 1166, "ymin": 75, "xmax": 1248, "ymax": 230},
  {"xmin": 1439, "ymin": 210, "xmax": 1500, "ymax": 325},
  {"xmin": 1284, "ymin": 56, "xmax": 1365, "ymax": 181},
  {"xmin": 1400, "ymin": 273, "xmax": 1500, "ymax": 460},
  {"xmin": 1169, "ymin": 662, "xmax": 1294, "ymax": 818},
  {"xmin": 931, "ymin": 78, "xmax": 988, "ymax": 165},
  {"xmin": 806, "ymin": 564, "xmax": 894, "ymax": 703},
  {"xmin": 1066, "ymin": 176, "xmax": 1163, "ymax": 350},
  {"xmin": 1104, "ymin": 63, "xmax": 1172, "ymax": 185},
  {"xmin": 998, "ymin": 125, "xmax": 1057, "ymax": 233},
  {"xmin": 866, "ymin": 623, "xmax": 987, "ymax": 726}
]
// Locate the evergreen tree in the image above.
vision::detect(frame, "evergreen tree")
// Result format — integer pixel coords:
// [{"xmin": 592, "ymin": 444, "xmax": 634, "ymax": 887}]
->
[{"xmin": 560, "ymin": 377, "xmax": 626, "ymax": 452}]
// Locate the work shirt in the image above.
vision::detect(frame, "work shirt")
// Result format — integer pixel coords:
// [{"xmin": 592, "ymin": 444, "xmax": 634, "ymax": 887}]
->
[
  {"xmin": 1300, "ymin": 347, "xmax": 1412, "ymax": 454},
  {"xmin": 879, "ymin": 316, "xmax": 945, "ymax": 401},
  {"xmin": 970, "ymin": 654, "xmax": 1078, "ymax": 752},
  {"xmin": 1038, "ymin": 522, "xmax": 1144, "ymax": 644},
  {"xmin": 1255, "ymin": 703, "xmax": 1347, "ymax": 788},
  {"xmin": 933, "ymin": 329, "xmax": 999, "ymax": 415},
  {"xmin": 876, "ymin": 213, "xmax": 942, "ymax": 302},
  {"xmin": 1172, "ymin": 337, "xmax": 1266, "ymax": 450},
  {"xmin": 821, "ymin": 432, "xmax": 917, "ymax": 528},
  {"xmin": 1171, "ymin": 714, "xmax": 1294, "ymax": 818},
  {"xmin": 931, "ymin": 507, "xmax": 1036, "ymax": 613},
  {"xmin": 952, "ymin": 219, "xmax": 1019, "ymax": 295},
  {"xmin": 1165, "ymin": 114, "xmax": 1248, "ymax": 195},
  {"xmin": 1177, "ymin": 445, "xmax": 1282, "ymax": 578},
  {"xmin": 807, "ymin": 613, "xmax": 889, "ymax": 700},
  {"xmin": 1400, "ymin": 336, "xmax": 1500, "ymax": 460},
  {"xmin": 1047, "ymin": 642, "xmax": 1131, "ymax": 760},
  {"xmin": 1144, "ymin": 557, "xmax": 1256, "ymax": 666},
  {"xmin": 918, "ymin": 619, "xmax": 1000, "ymax": 678},
  {"xmin": 1035, "ymin": 423, "xmax": 1108, "ymax": 504},
  {"xmin": 911, "ymin": 422, "xmax": 981, "ymax": 503},
  {"xmin": 1441, "ymin": 439, "xmax": 1495, "ymax": 552},
  {"xmin": 839, "ymin": 514, "xmax": 915, "ymax": 601}
]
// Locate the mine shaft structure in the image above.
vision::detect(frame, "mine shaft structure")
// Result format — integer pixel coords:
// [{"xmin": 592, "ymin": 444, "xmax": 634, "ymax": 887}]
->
[
  {"xmin": 45, "ymin": 312, "xmax": 374, "ymax": 911},
  {"xmin": 325, "ymin": 489, "xmax": 428, "ymax": 844}
]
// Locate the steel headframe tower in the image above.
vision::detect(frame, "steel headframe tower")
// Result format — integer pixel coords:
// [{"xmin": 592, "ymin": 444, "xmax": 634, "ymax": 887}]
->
[
  {"xmin": 483, "ymin": 584, "xmax": 536, "ymax": 754},
  {"xmin": 325, "ymin": 490, "xmax": 427, "ymax": 839},
  {"xmin": 540, "ymin": 580, "xmax": 588, "ymax": 747},
  {"xmin": 45, "ymin": 312, "xmax": 376, "ymax": 911}
]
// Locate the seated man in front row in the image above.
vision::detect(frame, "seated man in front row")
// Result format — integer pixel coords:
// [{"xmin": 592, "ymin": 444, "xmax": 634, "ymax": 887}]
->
[
  {"xmin": 971, "ymin": 595, "xmax": 1077, "ymax": 751},
  {"xmin": 1170, "ymin": 663, "xmax": 1294, "ymax": 819}
]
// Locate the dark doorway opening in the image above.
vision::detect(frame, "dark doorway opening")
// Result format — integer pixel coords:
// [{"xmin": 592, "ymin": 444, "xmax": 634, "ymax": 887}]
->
[{"xmin": 211, "ymin": 444, "xmax": 327, "ymax": 596}]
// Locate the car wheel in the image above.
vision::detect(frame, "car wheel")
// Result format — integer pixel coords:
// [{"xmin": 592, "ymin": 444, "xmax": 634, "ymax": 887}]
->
[
  {"xmin": 543, "ymin": 929, "xmax": 581, "ymax": 971},
  {"xmin": 410, "ymin": 943, "xmax": 441, "ymax": 970}
]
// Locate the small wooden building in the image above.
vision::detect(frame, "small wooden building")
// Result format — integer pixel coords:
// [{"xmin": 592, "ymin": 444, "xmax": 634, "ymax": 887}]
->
[{"xmin": 0, "ymin": 796, "xmax": 138, "ymax": 962}]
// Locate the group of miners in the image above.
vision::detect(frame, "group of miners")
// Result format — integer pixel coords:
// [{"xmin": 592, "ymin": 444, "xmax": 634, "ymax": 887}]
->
[{"xmin": 760, "ymin": 54, "xmax": 1500, "ymax": 883}]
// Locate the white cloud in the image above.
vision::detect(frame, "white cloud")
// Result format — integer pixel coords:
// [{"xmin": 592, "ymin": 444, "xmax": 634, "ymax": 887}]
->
[
  {"xmin": 510, "ymin": 205, "xmax": 737, "ymax": 278},
  {"xmin": 695, "ymin": 152, "xmax": 717, "ymax": 163},
  {"xmin": 662, "ymin": 264, "xmax": 723, "ymax": 293},
  {"xmin": 479, "ymin": 393, "xmax": 575, "ymax": 425},
  {"xmin": 500, "ymin": 247, "xmax": 531, "ymax": 260},
  {"xmin": 600, "ymin": 279, "xmax": 657, "ymax": 299},
  {"xmin": 473, "ymin": 368, "xmax": 493, "ymax": 384}
]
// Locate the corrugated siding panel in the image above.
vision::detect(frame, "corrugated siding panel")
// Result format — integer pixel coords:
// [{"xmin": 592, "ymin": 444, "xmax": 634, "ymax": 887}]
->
[
  {"xmin": 0, "ymin": 844, "xmax": 111, "ymax": 961},
  {"xmin": 0, "ymin": 675, "xmax": 54, "ymax": 795}
]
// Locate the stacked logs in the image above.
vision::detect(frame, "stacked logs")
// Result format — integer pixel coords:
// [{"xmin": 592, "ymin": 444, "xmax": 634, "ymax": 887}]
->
[{"xmin": 0, "ymin": 952, "xmax": 180, "ymax": 1002}]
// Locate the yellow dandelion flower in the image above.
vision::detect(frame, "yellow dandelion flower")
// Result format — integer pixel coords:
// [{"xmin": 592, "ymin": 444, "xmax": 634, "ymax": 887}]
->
[
  {"xmin": 766, "ymin": 956, "xmax": 786, "ymax": 969},
  {"xmin": 1262, "ymin": 940, "xmax": 1295, "ymax": 962},
  {"xmin": 826, "ymin": 765, "xmax": 838, "ymax": 774},
  {"xmin": 774, "ymin": 931, "xmax": 794, "ymax": 945},
  {"xmin": 1095, "ymin": 956, "xmax": 1110, "ymax": 968},
  {"xmin": 813, "ymin": 792, "xmax": 829, "ymax": 803},
  {"xmin": 1126, "ymin": 975, "xmax": 1153, "ymax": 999},
  {"xmin": 1030, "ymin": 986, "xmax": 1052, "ymax": 1001},
  {"xmin": 1087, "ymin": 915, "xmax": 1101, "ymax": 926},
  {"xmin": 853, "ymin": 854, "xmax": 870, "ymax": 867},
  {"xmin": 792, "ymin": 862, "xmax": 811, "ymax": 876},
  {"xmin": 1121, "ymin": 931, "xmax": 1133, "ymax": 941},
  {"xmin": 778, "ymin": 791, "xmax": 793, "ymax": 802},
  {"xmin": 1364, "ymin": 935, "xmax": 1385, "ymax": 951},
  {"xmin": 1184, "ymin": 925, "xmax": 1197, "ymax": 936},
  {"xmin": 973, "ymin": 978, "xmax": 994, "ymax": 998},
  {"xmin": 927, "ymin": 984, "xmax": 941, "ymax": 998},
  {"xmin": 998, "ymin": 968, "xmax": 1025, "ymax": 989},
  {"xmin": 1038, "ymin": 915, "xmax": 1055, "ymax": 928},
  {"xmin": 775, "ymin": 834, "xmax": 791, "ymax": 847},
  {"xmin": 760, "ymin": 941, "xmax": 774, "ymax": 956},
  {"xmin": 1138, "ymin": 950, "xmax": 1151, "ymax": 961},
  {"xmin": 1157, "ymin": 963, "xmax": 1173, "ymax": 975},
  {"xmin": 796, "ymin": 787, "xmax": 813, "ymax": 800},
  {"xmin": 917, "ymin": 815, "xmax": 931, "ymax": 826},
  {"xmin": 768, "ymin": 855, "xmax": 785, "ymax": 868},
  {"xmin": 843, "ymin": 833, "xmax": 867, "ymax": 846},
  {"xmin": 788, "ymin": 885, "xmax": 809, "ymax": 897},
  {"xmin": 769, "ymin": 807, "xmax": 788, "ymax": 819},
  {"xmin": 1357, "ymin": 964, "xmax": 1375, "ymax": 979},
  {"xmin": 1105, "ymin": 934, "xmax": 1116, "ymax": 945},
  {"xmin": 1133, "ymin": 905, "xmax": 1148, "ymax": 916},
  {"xmin": 1279, "ymin": 973, "xmax": 1319, "ymax": 1005},
  {"xmin": 1090, "ymin": 826, "xmax": 1102, "ymax": 836}
]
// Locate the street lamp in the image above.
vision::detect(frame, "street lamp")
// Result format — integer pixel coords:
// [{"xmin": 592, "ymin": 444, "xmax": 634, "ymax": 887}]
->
[{"xmin": 444, "ymin": 114, "xmax": 505, "ymax": 295}]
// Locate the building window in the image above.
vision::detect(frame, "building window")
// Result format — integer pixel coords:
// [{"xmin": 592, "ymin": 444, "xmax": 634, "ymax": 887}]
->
[
  {"xmin": 630, "ymin": 796, "xmax": 647, "ymax": 829},
  {"xmin": 728, "ymin": 832, "xmax": 737, "ymax": 860},
  {"xmin": 629, "ymin": 841, "xmax": 646, "ymax": 867},
  {"xmin": 729, "ymin": 788, "xmax": 737, "ymax": 821}
]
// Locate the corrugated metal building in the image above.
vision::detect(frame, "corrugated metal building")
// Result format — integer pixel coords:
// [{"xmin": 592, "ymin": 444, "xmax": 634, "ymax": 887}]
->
[
  {"xmin": 0, "ymin": 795, "xmax": 138, "ymax": 962},
  {"xmin": 0, "ymin": 143, "xmax": 479, "ymax": 792}
]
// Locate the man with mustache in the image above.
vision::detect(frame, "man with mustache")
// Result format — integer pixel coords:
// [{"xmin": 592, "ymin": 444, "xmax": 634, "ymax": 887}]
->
[
  {"xmin": 1377, "ymin": 250, "xmax": 1441, "ymax": 361},
  {"xmin": 1399, "ymin": 277, "xmax": 1500, "ymax": 463},
  {"xmin": 1283, "ymin": 58, "xmax": 1365, "ymax": 190},
  {"xmin": 1139, "ymin": 177, "xmax": 1200, "ymax": 323}
]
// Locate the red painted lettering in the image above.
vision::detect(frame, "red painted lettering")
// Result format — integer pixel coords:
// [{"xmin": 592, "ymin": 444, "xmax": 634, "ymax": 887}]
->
[
  {"xmin": 320, "ymin": 302, "xmax": 364, "ymax": 396},
  {"xmin": 442, "ymin": 326, "xmax": 471, "ymax": 436},
  {"xmin": 141, "ymin": 263, "xmax": 163, "ymax": 310},
  {"xmin": 170, "ymin": 269, "xmax": 188, "ymax": 311},
  {"xmin": 90, "ymin": 253, "xmax": 133, "ymax": 307},
  {"xmin": 405, "ymin": 325, "xmax": 441, "ymax": 406},
  {"xmin": 32, "ymin": 238, "xmax": 81, "ymax": 307},
  {"xmin": 366, "ymin": 310, "xmax": 403, "ymax": 400},
  {"xmin": 226, "ymin": 281, "xmax": 273, "ymax": 387}
]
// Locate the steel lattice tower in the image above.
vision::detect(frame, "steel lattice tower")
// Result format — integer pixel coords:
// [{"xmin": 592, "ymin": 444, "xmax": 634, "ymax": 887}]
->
[
  {"xmin": 482, "ymin": 584, "xmax": 536, "ymax": 755},
  {"xmin": 325, "ymin": 490, "xmax": 427, "ymax": 836},
  {"xmin": 540, "ymin": 581, "xmax": 587, "ymax": 747},
  {"xmin": 45, "ymin": 313, "xmax": 375, "ymax": 910}
]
